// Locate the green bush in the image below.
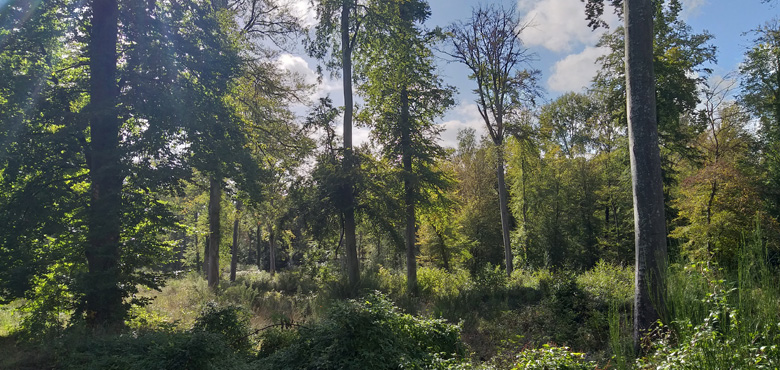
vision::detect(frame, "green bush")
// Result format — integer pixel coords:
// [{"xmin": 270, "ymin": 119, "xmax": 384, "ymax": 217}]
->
[
  {"xmin": 256, "ymin": 326, "xmax": 299, "ymax": 358},
  {"xmin": 192, "ymin": 303, "xmax": 252, "ymax": 353},
  {"xmin": 510, "ymin": 344, "xmax": 596, "ymax": 370},
  {"xmin": 644, "ymin": 288, "xmax": 780, "ymax": 370},
  {"xmin": 53, "ymin": 303, "xmax": 254, "ymax": 370},
  {"xmin": 418, "ymin": 267, "xmax": 471, "ymax": 299},
  {"xmin": 56, "ymin": 330, "xmax": 245, "ymax": 370},
  {"xmin": 377, "ymin": 266, "xmax": 407, "ymax": 298},
  {"xmin": 576, "ymin": 261, "xmax": 633, "ymax": 305},
  {"xmin": 253, "ymin": 292, "xmax": 467, "ymax": 370},
  {"xmin": 221, "ymin": 283, "xmax": 260, "ymax": 307},
  {"xmin": 235, "ymin": 270, "xmax": 318, "ymax": 296}
]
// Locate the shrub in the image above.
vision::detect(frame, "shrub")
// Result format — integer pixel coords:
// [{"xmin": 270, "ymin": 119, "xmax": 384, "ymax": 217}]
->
[
  {"xmin": 576, "ymin": 260, "xmax": 633, "ymax": 305},
  {"xmin": 55, "ymin": 330, "xmax": 246, "ymax": 370},
  {"xmin": 221, "ymin": 283, "xmax": 260, "ymax": 308},
  {"xmin": 644, "ymin": 285, "xmax": 780, "ymax": 369},
  {"xmin": 22, "ymin": 301, "xmax": 256, "ymax": 370},
  {"xmin": 510, "ymin": 344, "xmax": 596, "ymax": 370},
  {"xmin": 192, "ymin": 303, "xmax": 252, "ymax": 353},
  {"xmin": 254, "ymin": 292, "xmax": 467, "ymax": 370},
  {"xmin": 418, "ymin": 267, "xmax": 471, "ymax": 299}
]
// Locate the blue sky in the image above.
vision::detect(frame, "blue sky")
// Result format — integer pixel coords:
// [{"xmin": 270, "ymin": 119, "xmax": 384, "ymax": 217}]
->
[{"xmin": 283, "ymin": 0, "xmax": 778, "ymax": 148}]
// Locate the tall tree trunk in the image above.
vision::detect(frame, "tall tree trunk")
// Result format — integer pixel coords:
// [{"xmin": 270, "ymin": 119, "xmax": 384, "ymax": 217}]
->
[
  {"xmin": 625, "ymin": 0, "xmax": 667, "ymax": 353},
  {"xmin": 203, "ymin": 236, "xmax": 210, "ymax": 275},
  {"xmin": 207, "ymin": 177, "xmax": 222, "ymax": 288},
  {"xmin": 496, "ymin": 144, "xmax": 513, "ymax": 276},
  {"xmin": 401, "ymin": 87, "xmax": 417, "ymax": 296},
  {"xmin": 268, "ymin": 223, "xmax": 276, "ymax": 276},
  {"xmin": 268, "ymin": 223, "xmax": 276, "ymax": 275},
  {"xmin": 195, "ymin": 212, "xmax": 200, "ymax": 272},
  {"xmin": 85, "ymin": 0, "xmax": 123, "ymax": 328},
  {"xmin": 230, "ymin": 201, "xmax": 241, "ymax": 282},
  {"xmin": 341, "ymin": 0, "xmax": 359, "ymax": 289},
  {"xmin": 256, "ymin": 223, "xmax": 262, "ymax": 270},
  {"xmin": 433, "ymin": 225, "xmax": 450, "ymax": 271},
  {"xmin": 177, "ymin": 231, "xmax": 186, "ymax": 270}
]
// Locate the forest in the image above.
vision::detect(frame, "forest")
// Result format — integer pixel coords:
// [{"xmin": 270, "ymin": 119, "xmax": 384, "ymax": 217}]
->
[{"xmin": 1, "ymin": 0, "xmax": 779, "ymax": 368}]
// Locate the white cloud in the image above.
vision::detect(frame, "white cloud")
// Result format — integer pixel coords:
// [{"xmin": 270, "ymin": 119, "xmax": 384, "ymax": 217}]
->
[
  {"xmin": 681, "ymin": 0, "xmax": 706, "ymax": 19},
  {"xmin": 547, "ymin": 46, "xmax": 609, "ymax": 93},
  {"xmin": 285, "ymin": 0, "xmax": 317, "ymax": 28},
  {"xmin": 438, "ymin": 103, "xmax": 488, "ymax": 149},
  {"xmin": 517, "ymin": 0, "xmax": 618, "ymax": 53},
  {"xmin": 352, "ymin": 126, "xmax": 372, "ymax": 147},
  {"xmin": 276, "ymin": 53, "xmax": 342, "ymax": 102},
  {"xmin": 277, "ymin": 53, "xmax": 318, "ymax": 84}
]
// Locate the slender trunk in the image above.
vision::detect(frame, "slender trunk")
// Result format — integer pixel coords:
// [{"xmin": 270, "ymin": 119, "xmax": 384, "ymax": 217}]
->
[
  {"xmin": 625, "ymin": 0, "xmax": 667, "ymax": 353},
  {"xmin": 207, "ymin": 177, "xmax": 222, "ymax": 288},
  {"xmin": 433, "ymin": 225, "xmax": 450, "ymax": 271},
  {"xmin": 177, "ymin": 232, "xmax": 186, "ymax": 270},
  {"xmin": 230, "ymin": 201, "xmax": 241, "ymax": 282},
  {"xmin": 400, "ymin": 88, "xmax": 417, "ymax": 296},
  {"xmin": 341, "ymin": 0, "xmax": 359, "ymax": 289},
  {"xmin": 256, "ymin": 223, "xmax": 262, "ymax": 270},
  {"xmin": 496, "ymin": 144, "xmax": 513, "ymax": 276},
  {"xmin": 520, "ymin": 152, "xmax": 529, "ymax": 263},
  {"xmin": 195, "ymin": 212, "xmax": 200, "ymax": 272},
  {"xmin": 85, "ymin": 0, "xmax": 123, "ymax": 328},
  {"xmin": 203, "ymin": 236, "xmax": 210, "ymax": 275},
  {"xmin": 705, "ymin": 179, "xmax": 717, "ymax": 253},
  {"xmin": 268, "ymin": 223, "xmax": 276, "ymax": 275}
]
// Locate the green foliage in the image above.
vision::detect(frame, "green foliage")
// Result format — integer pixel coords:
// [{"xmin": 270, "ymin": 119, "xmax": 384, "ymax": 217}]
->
[
  {"xmin": 510, "ymin": 344, "xmax": 596, "ymax": 370},
  {"xmin": 644, "ymin": 289, "xmax": 780, "ymax": 369},
  {"xmin": 192, "ymin": 303, "xmax": 252, "ymax": 354},
  {"xmin": 18, "ymin": 262, "xmax": 77, "ymax": 341},
  {"xmin": 55, "ymin": 330, "xmax": 244, "ymax": 370},
  {"xmin": 418, "ymin": 267, "xmax": 471, "ymax": 299},
  {"xmin": 0, "ymin": 300, "xmax": 23, "ymax": 336},
  {"xmin": 52, "ymin": 303, "xmax": 254, "ymax": 370},
  {"xmin": 576, "ymin": 260, "xmax": 633, "ymax": 305},
  {"xmin": 451, "ymin": 130, "xmax": 504, "ymax": 272},
  {"xmin": 643, "ymin": 229, "xmax": 780, "ymax": 369},
  {"xmin": 256, "ymin": 326, "xmax": 299, "ymax": 358},
  {"xmin": 255, "ymin": 292, "xmax": 466, "ymax": 370}
]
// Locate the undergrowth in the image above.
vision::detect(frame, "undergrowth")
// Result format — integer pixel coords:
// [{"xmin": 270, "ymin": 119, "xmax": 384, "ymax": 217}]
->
[{"xmin": 1, "ymin": 237, "xmax": 777, "ymax": 370}]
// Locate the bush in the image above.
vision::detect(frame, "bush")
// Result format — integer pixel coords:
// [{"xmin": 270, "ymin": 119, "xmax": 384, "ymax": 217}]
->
[
  {"xmin": 56, "ymin": 330, "xmax": 245, "ymax": 370},
  {"xmin": 510, "ymin": 344, "xmax": 596, "ymax": 370},
  {"xmin": 221, "ymin": 283, "xmax": 260, "ymax": 307},
  {"xmin": 576, "ymin": 261, "xmax": 633, "ymax": 305},
  {"xmin": 418, "ymin": 267, "xmax": 471, "ymax": 299},
  {"xmin": 51, "ymin": 302, "xmax": 255, "ymax": 370},
  {"xmin": 254, "ymin": 292, "xmax": 467, "ymax": 370},
  {"xmin": 645, "ymin": 283, "xmax": 780, "ymax": 369},
  {"xmin": 192, "ymin": 303, "xmax": 252, "ymax": 354}
]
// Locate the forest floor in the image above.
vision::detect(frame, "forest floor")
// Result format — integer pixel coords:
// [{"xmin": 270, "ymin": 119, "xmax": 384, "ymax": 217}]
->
[{"xmin": 0, "ymin": 261, "xmax": 778, "ymax": 369}]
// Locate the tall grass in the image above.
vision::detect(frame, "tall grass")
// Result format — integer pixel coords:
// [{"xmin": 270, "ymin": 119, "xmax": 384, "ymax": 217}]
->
[
  {"xmin": 643, "ymin": 224, "xmax": 780, "ymax": 369},
  {"xmin": 0, "ymin": 300, "xmax": 23, "ymax": 336}
]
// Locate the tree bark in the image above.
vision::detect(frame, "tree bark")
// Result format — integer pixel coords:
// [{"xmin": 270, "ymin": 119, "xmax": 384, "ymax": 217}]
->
[
  {"xmin": 230, "ymin": 201, "xmax": 241, "ymax": 282},
  {"xmin": 496, "ymin": 144, "xmax": 513, "ymax": 276},
  {"xmin": 268, "ymin": 223, "xmax": 276, "ymax": 275},
  {"xmin": 625, "ymin": 0, "xmax": 667, "ymax": 353},
  {"xmin": 401, "ymin": 87, "xmax": 417, "ymax": 296},
  {"xmin": 203, "ymin": 236, "xmax": 210, "ymax": 276},
  {"xmin": 207, "ymin": 177, "xmax": 222, "ymax": 288},
  {"xmin": 433, "ymin": 225, "xmax": 450, "ymax": 271},
  {"xmin": 256, "ymin": 223, "xmax": 262, "ymax": 270},
  {"xmin": 85, "ymin": 0, "xmax": 123, "ymax": 328},
  {"xmin": 341, "ymin": 0, "xmax": 359, "ymax": 289},
  {"xmin": 195, "ymin": 212, "xmax": 200, "ymax": 272}
]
